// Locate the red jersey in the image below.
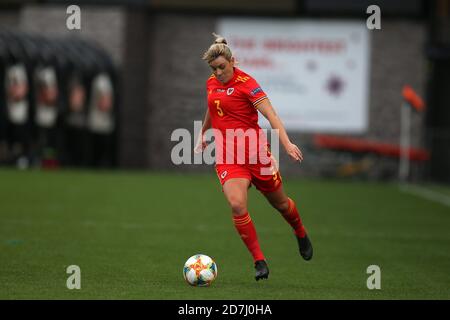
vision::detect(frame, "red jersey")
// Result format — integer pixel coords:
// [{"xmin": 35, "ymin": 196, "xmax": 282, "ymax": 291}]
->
[
  {"xmin": 206, "ymin": 68, "xmax": 270, "ymax": 165},
  {"xmin": 207, "ymin": 67, "xmax": 267, "ymax": 132}
]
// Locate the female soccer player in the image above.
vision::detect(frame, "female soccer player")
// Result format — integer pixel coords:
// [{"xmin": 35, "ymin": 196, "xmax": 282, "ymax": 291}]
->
[{"xmin": 195, "ymin": 34, "xmax": 313, "ymax": 281}]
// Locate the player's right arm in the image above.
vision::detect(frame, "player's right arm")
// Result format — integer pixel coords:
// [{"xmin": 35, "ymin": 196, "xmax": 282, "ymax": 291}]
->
[{"xmin": 194, "ymin": 108, "xmax": 211, "ymax": 154}]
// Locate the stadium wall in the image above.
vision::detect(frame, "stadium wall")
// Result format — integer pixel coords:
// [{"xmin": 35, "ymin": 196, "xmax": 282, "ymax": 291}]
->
[
  {"xmin": 3, "ymin": 6, "xmax": 428, "ymax": 180},
  {"xmin": 0, "ymin": 9, "xmax": 19, "ymax": 29}
]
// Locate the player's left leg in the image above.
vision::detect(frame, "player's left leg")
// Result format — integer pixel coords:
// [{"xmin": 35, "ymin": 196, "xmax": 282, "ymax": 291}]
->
[{"xmin": 263, "ymin": 186, "xmax": 313, "ymax": 261}]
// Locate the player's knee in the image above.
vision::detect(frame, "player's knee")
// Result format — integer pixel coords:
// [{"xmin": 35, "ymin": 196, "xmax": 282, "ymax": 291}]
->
[
  {"xmin": 228, "ymin": 198, "xmax": 247, "ymax": 216},
  {"xmin": 273, "ymin": 198, "xmax": 289, "ymax": 213}
]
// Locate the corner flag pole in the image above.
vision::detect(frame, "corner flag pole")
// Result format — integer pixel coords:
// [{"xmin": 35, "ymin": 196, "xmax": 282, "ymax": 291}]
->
[{"xmin": 400, "ymin": 85, "xmax": 425, "ymax": 182}]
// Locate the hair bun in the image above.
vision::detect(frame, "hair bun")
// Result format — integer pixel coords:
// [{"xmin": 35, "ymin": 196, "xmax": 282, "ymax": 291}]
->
[{"xmin": 212, "ymin": 32, "xmax": 227, "ymax": 45}]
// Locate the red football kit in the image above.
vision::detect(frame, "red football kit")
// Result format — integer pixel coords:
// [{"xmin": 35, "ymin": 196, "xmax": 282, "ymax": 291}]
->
[{"xmin": 206, "ymin": 67, "xmax": 282, "ymax": 194}]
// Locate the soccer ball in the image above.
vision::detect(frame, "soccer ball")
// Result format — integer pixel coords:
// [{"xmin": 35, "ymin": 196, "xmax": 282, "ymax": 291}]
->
[{"xmin": 183, "ymin": 254, "xmax": 218, "ymax": 287}]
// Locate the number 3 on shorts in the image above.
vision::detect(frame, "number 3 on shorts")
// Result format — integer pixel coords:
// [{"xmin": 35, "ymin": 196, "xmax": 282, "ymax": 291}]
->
[{"xmin": 214, "ymin": 100, "xmax": 224, "ymax": 117}]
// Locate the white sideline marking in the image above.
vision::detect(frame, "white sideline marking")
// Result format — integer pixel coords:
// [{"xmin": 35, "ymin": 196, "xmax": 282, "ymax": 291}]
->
[{"xmin": 399, "ymin": 184, "xmax": 450, "ymax": 207}]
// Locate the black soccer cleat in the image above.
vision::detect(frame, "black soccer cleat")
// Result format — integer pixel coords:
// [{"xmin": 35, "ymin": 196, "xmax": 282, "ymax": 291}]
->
[
  {"xmin": 296, "ymin": 233, "xmax": 313, "ymax": 261},
  {"xmin": 254, "ymin": 260, "xmax": 269, "ymax": 281}
]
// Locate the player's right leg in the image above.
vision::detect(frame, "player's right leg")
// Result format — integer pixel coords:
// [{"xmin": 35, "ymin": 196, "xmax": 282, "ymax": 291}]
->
[{"xmin": 222, "ymin": 178, "xmax": 269, "ymax": 281}]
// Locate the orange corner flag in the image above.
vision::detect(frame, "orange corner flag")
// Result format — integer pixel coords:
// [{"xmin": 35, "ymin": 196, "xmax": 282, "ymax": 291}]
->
[{"xmin": 402, "ymin": 85, "xmax": 425, "ymax": 112}]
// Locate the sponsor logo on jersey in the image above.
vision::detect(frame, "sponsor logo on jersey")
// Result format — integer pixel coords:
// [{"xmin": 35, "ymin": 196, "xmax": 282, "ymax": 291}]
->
[
  {"xmin": 217, "ymin": 89, "xmax": 225, "ymax": 93},
  {"xmin": 250, "ymin": 87, "xmax": 262, "ymax": 96},
  {"xmin": 227, "ymin": 88, "xmax": 234, "ymax": 95}
]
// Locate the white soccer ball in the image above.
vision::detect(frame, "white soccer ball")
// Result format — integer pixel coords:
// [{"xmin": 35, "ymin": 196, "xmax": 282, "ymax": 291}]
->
[{"xmin": 183, "ymin": 254, "xmax": 218, "ymax": 287}]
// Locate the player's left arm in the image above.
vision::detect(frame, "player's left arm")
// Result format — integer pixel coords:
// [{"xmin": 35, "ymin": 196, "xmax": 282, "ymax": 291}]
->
[{"xmin": 256, "ymin": 99, "xmax": 303, "ymax": 162}]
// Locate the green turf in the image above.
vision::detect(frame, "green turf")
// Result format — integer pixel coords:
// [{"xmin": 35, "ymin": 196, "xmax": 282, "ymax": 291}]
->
[
  {"xmin": 426, "ymin": 184, "xmax": 450, "ymax": 197},
  {"xmin": 0, "ymin": 168, "xmax": 449, "ymax": 299}
]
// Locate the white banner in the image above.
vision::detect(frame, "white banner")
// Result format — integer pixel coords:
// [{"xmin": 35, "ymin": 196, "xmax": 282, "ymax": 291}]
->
[{"xmin": 218, "ymin": 18, "xmax": 370, "ymax": 133}]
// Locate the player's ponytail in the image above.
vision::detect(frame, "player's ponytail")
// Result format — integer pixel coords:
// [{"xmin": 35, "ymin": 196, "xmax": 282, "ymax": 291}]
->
[
  {"xmin": 212, "ymin": 32, "xmax": 227, "ymax": 45},
  {"xmin": 202, "ymin": 33, "xmax": 232, "ymax": 63}
]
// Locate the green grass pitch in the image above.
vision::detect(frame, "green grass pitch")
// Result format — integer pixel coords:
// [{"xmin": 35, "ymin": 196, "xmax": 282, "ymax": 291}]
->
[{"xmin": 0, "ymin": 168, "xmax": 449, "ymax": 299}]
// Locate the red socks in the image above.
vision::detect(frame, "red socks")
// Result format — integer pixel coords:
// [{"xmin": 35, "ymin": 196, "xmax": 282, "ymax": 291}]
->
[
  {"xmin": 231, "ymin": 200, "xmax": 305, "ymax": 263},
  {"xmin": 232, "ymin": 212, "xmax": 265, "ymax": 262},
  {"xmin": 281, "ymin": 198, "xmax": 306, "ymax": 238}
]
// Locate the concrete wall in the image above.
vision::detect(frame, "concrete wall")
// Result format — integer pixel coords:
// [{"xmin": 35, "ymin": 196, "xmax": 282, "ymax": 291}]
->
[
  {"xmin": 0, "ymin": 9, "xmax": 19, "ymax": 29},
  {"xmin": 146, "ymin": 14, "xmax": 216, "ymax": 171},
  {"xmin": 20, "ymin": 5, "xmax": 126, "ymax": 66},
  {"xmin": 369, "ymin": 20, "xmax": 426, "ymax": 146}
]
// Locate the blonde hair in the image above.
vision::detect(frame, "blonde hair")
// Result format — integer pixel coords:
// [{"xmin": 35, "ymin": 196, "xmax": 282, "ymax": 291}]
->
[{"xmin": 202, "ymin": 33, "xmax": 232, "ymax": 63}]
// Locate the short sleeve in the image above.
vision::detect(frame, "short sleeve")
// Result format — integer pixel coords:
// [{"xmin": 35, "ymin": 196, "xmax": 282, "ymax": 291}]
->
[{"xmin": 244, "ymin": 78, "xmax": 268, "ymax": 108}]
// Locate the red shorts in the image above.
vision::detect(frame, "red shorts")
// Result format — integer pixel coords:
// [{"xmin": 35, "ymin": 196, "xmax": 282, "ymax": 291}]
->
[{"xmin": 215, "ymin": 162, "xmax": 283, "ymax": 194}]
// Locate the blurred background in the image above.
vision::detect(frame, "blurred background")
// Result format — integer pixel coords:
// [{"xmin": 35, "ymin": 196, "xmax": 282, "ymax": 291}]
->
[{"xmin": 0, "ymin": 0, "xmax": 448, "ymax": 184}]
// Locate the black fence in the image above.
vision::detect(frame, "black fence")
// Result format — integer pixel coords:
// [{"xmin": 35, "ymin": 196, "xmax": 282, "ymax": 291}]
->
[{"xmin": 0, "ymin": 30, "xmax": 118, "ymax": 169}]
